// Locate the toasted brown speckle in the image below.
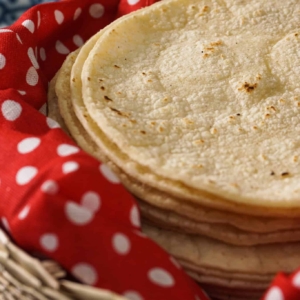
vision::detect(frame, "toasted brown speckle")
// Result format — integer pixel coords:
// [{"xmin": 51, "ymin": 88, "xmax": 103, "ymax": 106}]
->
[
  {"xmin": 211, "ymin": 128, "xmax": 218, "ymax": 134},
  {"xmin": 202, "ymin": 5, "xmax": 209, "ymax": 12},
  {"xmin": 279, "ymin": 98, "xmax": 286, "ymax": 104},
  {"xmin": 104, "ymin": 96, "xmax": 112, "ymax": 101},
  {"xmin": 114, "ymin": 65, "xmax": 120, "ymax": 69},
  {"xmin": 281, "ymin": 172, "xmax": 290, "ymax": 176},
  {"xmin": 110, "ymin": 107, "xmax": 121, "ymax": 114},
  {"xmin": 193, "ymin": 164, "xmax": 203, "ymax": 169},
  {"xmin": 140, "ymin": 130, "xmax": 146, "ymax": 134},
  {"xmin": 110, "ymin": 108, "xmax": 130, "ymax": 118},
  {"xmin": 210, "ymin": 40, "xmax": 222, "ymax": 47},
  {"xmin": 193, "ymin": 139, "xmax": 205, "ymax": 145},
  {"xmin": 101, "ymin": 86, "xmax": 105, "ymax": 91},
  {"xmin": 238, "ymin": 82, "xmax": 258, "ymax": 93}
]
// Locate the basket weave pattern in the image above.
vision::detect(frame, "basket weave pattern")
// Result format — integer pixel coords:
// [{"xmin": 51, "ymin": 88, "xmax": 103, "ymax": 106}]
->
[{"xmin": 0, "ymin": 229, "xmax": 125, "ymax": 300}]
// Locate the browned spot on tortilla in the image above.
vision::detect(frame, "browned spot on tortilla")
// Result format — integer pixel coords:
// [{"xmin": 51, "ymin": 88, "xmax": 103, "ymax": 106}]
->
[
  {"xmin": 109, "ymin": 107, "xmax": 130, "ymax": 118},
  {"xmin": 193, "ymin": 139, "xmax": 205, "ymax": 145},
  {"xmin": 104, "ymin": 96, "xmax": 112, "ymax": 101},
  {"xmin": 238, "ymin": 82, "xmax": 258, "ymax": 93}
]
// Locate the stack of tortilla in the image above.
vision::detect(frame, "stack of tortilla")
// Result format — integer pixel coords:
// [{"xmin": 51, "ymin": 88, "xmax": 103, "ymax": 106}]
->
[{"xmin": 47, "ymin": 0, "xmax": 300, "ymax": 299}]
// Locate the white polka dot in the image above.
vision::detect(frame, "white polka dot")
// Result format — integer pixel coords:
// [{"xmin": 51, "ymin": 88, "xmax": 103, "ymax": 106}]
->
[
  {"xmin": 264, "ymin": 287, "xmax": 284, "ymax": 300},
  {"xmin": 46, "ymin": 117, "xmax": 60, "ymax": 129},
  {"xmin": 39, "ymin": 103, "xmax": 47, "ymax": 115},
  {"xmin": 123, "ymin": 291, "xmax": 143, "ymax": 300},
  {"xmin": 18, "ymin": 90, "xmax": 26, "ymax": 95},
  {"xmin": 112, "ymin": 233, "xmax": 131, "ymax": 255},
  {"xmin": 1, "ymin": 100, "xmax": 22, "ymax": 121},
  {"xmin": 135, "ymin": 230, "xmax": 147, "ymax": 238},
  {"xmin": 293, "ymin": 271, "xmax": 300, "ymax": 288},
  {"xmin": 26, "ymin": 66, "xmax": 39, "ymax": 86},
  {"xmin": 65, "ymin": 202, "xmax": 94, "ymax": 225},
  {"xmin": 40, "ymin": 48, "xmax": 46, "ymax": 61},
  {"xmin": 41, "ymin": 180, "xmax": 59, "ymax": 195},
  {"xmin": 1, "ymin": 217, "xmax": 10, "ymax": 232},
  {"xmin": 18, "ymin": 206, "xmax": 30, "ymax": 220},
  {"xmin": 0, "ymin": 29, "xmax": 13, "ymax": 33},
  {"xmin": 37, "ymin": 11, "xmax": 41, "ymax": 28},
  {"xmin": 22, "ymin": 20, "xmax": 35, "ymax": 33},
  {"xmin": 17, "ymin": 137, "xmax": 41, "ymax": 154},
  {"xmin": 55, "ymin": 40, "xmax": 70, "ymax": 55},
  {"xmin": 72, "ymin": 263, "xmax": 97, "ymax": 285},
  {"xmin": 16, "ymin": 166, "xmax": 38, "ymax": 185},
  {"xmin": 16, "ymin": 34, "xmax": 22, "ymax": 44},
  {"xmin": 81, "ymin": 192, "xmax": 101, "ymax": 213},
  {"xmin": 73, "ymin": 35, "xmax": 84, "ymax": 47},
  {"xmin": 74, "ymin": 7, "xmax": 82, "ymax": 20},
  {"xmin": 40, "ymin": 234, "xmax": 59, "ymax": 252},
  {"xmin": 127, "ymin": 0, "xmax": 140, "ymax": 5},
  {"xmin": 28, "ymin": 48, "xmax": 39, "ymax": 69},
  {"xmin": 130, "ymin": 205, "xmax": 140, "ymax": 227},
  {"xmin": 148, "ymin": 268, "xmax": 175, "ymax": 287},
  {"xmin": 54, "ymin": 10, "xmax": 64, "ymax": 24},
  {"xmin": 0, "ymin": 54, "xmax": 6, "ymax": 70},
  {"xmin": 99, "ymin": 164, "xmax": 120, "ymax": 184},
  {"xmin": 89, "ymin": 4, "xmax": 105, "ymax": 18},
  {"xmin": 57, "ymin": 144, "xmax": 79, "ymax": 157},
  {"xmin": 170, "ymin": 256, "xmax": 181, "ymax": 269},
  {"xmin": 62, "ymin": 161, "xmax": 79, "ymax": 174}
]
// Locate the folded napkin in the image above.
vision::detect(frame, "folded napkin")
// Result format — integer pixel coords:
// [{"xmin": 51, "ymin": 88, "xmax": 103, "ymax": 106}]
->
[{"xmin": 0, "ymin": 0, "xmax": 299, "ymax": 299}]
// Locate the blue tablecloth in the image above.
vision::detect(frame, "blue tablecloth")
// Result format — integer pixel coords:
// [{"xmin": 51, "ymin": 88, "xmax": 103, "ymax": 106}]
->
[{"xmin": 0, "ymin": 0, "xmax": 57, "ymax": 27}]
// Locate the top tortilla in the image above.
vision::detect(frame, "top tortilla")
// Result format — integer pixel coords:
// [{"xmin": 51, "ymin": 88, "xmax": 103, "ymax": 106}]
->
[{"xmin": 82, "ymin": 0, "xmax": 300, "ymax": 207}]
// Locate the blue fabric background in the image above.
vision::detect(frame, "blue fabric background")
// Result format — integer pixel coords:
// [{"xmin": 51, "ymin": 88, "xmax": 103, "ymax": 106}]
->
[{"xmin": 0, "ymin": 0, "xmax": 57, "ymax": 27}]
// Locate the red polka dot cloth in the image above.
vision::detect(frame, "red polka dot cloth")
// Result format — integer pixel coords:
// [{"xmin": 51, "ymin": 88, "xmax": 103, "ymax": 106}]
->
[{"xmin": 0, "ymin": 1, "xmax": 299, "ymax": 300}]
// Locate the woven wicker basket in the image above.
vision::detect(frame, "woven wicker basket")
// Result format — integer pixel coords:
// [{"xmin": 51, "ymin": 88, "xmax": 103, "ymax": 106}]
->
[{"xmin": 0, "ymin": 229, "xmax": 125, "ymax": 300}]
